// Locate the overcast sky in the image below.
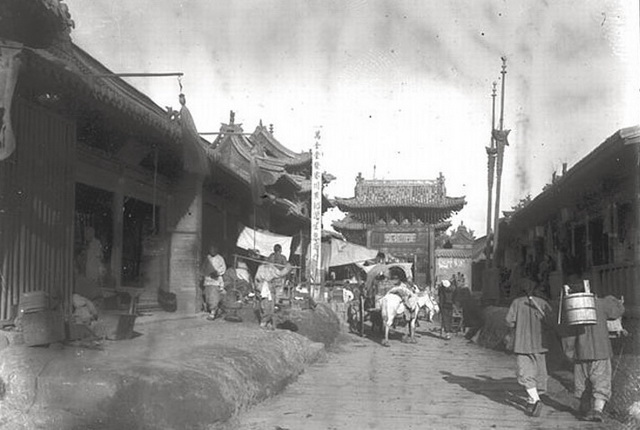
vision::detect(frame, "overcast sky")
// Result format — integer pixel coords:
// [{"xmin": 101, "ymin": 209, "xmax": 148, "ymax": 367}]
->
[{"xmin": 64, "ymin": 0, "xmax": 639, "ymax": 237}]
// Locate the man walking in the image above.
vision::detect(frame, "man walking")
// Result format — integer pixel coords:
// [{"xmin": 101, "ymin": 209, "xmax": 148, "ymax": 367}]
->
[
  {"xmin": 505, "ymin": 283, "xmax": 553, "ymax": 417},
  {"xmin": 562, "ymin": 290, "xmax": 624, "ymax": 422},
  {"xmin": 438, "ymin": 279, "xmax": 455, "ymax": 340}
]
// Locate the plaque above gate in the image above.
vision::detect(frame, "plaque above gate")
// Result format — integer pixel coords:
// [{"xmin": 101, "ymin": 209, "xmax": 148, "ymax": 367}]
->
[{"xmin": 383, "ymin": 232, "xmax": 417, "ymax": 243}]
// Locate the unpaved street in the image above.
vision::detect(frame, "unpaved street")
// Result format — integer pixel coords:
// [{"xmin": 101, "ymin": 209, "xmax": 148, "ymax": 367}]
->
[{"xmin": 229, "ymin": 322, "xmax": 622, "ymax": 430}]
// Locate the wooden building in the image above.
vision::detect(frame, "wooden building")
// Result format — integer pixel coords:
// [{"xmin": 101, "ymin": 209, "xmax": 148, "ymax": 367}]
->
[
  {"xmin": 207, "ymin": 116, "xmax": 332, "ymax": 262},
  {"xmin": 0, "ymin": 0, "xmax": 214, "ymax": 318},
  {"xmin": 0, "ymin": 0, "xmax": 328, "ymax": 319},
  {"xmin": 333, "ymin": 173, "xmax": 466, "ymax": 286},
  {"xmin": 495, "ymin": 126, "xmax": 640, "ymax": 317}
]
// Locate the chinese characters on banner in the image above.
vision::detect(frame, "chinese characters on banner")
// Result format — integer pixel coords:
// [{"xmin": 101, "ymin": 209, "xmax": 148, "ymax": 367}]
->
[{"xmin": 309, "ymin": 131, "xmax": 323, "ymax": 297}]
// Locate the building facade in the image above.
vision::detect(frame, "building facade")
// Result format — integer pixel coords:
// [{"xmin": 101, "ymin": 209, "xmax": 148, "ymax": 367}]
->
[
  {"xmin": 0, "ymin": 0, "xmax": 328, "ymax": 319},
  {"xmin": 435, "ymin": 223, "xmax": 475, "ymax": 289},
  {"xmin": 494, "ymin": 126, "xmax": 640, "ymax": 316},
  {"xmin": 333, "ymin": 173, "xmax": 466, "ymax": 286}
]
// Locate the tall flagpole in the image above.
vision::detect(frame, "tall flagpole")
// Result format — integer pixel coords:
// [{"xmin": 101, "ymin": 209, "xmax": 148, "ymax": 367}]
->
[
  {"xmin": 492, "ymin": 57, "xmax": 508, "ymax": 266},
  {"xmin": 486, "ymin": 82, "xmax": 498, "ymax": 239},
  {"xmin": 309, "ymin": 130, "xmax": 323, "ymax": 299}
]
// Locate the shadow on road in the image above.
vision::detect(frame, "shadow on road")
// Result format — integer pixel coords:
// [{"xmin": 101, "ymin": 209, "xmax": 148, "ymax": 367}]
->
[
  {"xmin": 414, "ymin": 329, "xmax": 444, "ymax": 340},
  {"xmin": 439, "ymin": 371, "xmax": 529, "ymax": 413},
  {"xmin": 439, "ymin": 371, "xmax": 580, "ymax": 418}
]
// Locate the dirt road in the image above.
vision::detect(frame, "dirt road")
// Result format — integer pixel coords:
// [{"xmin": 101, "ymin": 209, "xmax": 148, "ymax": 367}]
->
[{"xmin": 229, "ymin": 322, "xmax": 623, "ymax": 430}]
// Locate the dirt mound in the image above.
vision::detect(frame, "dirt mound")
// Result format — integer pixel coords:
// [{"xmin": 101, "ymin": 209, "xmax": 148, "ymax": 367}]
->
[
  {"xmin": 0, "ymin": 319, "xmax": 328, "ymax": 430},
  {"xmin": 276, "ymin": 303, "xmax": 342, "ymax": 347}
]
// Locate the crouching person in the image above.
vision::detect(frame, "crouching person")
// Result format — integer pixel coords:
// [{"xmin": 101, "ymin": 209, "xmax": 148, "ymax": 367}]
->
[
  {"xmin": 505, "ymin": 283, "xmax": 553, "ymax": 417},
  {"xmin": 562, "ymin": 291, "xmax": 624, "ymax": 422}
]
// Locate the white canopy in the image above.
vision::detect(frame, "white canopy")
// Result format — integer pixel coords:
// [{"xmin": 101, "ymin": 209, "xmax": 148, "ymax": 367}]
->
[
  {"xmin": 236, "ymin": 226, "xmax": 293, "ymax": 259},
  {"xmin": 306, "ymin": 238, "xmax": 379, "ymax": 270}
]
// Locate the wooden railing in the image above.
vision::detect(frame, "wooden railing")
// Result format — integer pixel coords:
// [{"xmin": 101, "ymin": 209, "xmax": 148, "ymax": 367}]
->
[{"xmin": 591, "ymin": 262, "xmax": 637, "ymax": 300}]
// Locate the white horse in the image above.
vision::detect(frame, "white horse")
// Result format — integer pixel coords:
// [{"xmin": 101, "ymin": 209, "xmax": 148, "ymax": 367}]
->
[
  {"xmin": 380, "ymin": 290, "xmax": 439, "ymax": 347},
  {"xmin": 420, "ymin": 290, "xmax": 439, "ymax": 322}
]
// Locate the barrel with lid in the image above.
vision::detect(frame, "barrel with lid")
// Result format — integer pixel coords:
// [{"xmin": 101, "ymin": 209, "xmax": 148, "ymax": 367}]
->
[{"xmin": 563, "ymin": 292, "xmax": 597, "ymax": 325}]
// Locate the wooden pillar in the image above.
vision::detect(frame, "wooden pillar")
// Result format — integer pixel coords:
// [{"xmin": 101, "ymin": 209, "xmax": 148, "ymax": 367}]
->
[
  {"xmin": 633, "ymin": 142, "xmax": 640, "ymax": 315},
  {"xmin": 428, "ymin": 227, "xmax": 435, "ymax": 286},
  {"xmin": 585, "ymin": 214, "xmax": 590, "ymax": 265},
  {"xmin": 168, "ymin": 173, "xmax": 204, "ymax": 314},
  {"xmin": 111, "ymin": 184, "xmax": 124, "ymax": 288}
]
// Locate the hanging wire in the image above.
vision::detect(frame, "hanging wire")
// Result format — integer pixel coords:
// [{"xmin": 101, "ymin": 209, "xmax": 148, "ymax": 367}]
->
[{"xmin": 178, "ymin": 75, "xmax": 183, "ymax": 93}]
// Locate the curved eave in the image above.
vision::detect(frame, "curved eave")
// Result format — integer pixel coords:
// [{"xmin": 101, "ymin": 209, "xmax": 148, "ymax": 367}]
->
[
  {"xmin": 252, "ymin": 126, "xmax": 312, "ymax": 166},
  {"xmin": 334, "ymin": 196, "xmax": 466, "ymax": 212},
  {"xmin": 209, "ymin": 134, "xmax": 284, "ymax": 186},
  {"xmin": 278, "ymin": 173, "xmax": 303, "ymax": 190},
  {"xmin": 24, "ymin": 45, "xmax": 182, "ymax": 143},
  {"xmin": 282, "ymin": 152, "xmax": 312, "ymax": 170},
  {"xmin": 272, "ymin": 198, "xmax": 309, "ymax": 224},
  {"xmin": 333, "ymin": 219, "xmax": 452, "ymax": 232},
  {"xmin": 435, "ymin": 248, "xmax": 472, "ymax": 259},
  {"xmin": 332, "ymin": 219, "xmax": 367, "ymax": 231}
]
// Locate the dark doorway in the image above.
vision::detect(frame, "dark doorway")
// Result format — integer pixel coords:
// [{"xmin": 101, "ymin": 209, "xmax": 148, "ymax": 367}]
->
[
  {"xmin": 74, "ymin": 183, "xmax": 113, "ymax": 281},
  {"xmin": 589, "ymin": 217, "xmax": 609, "ymax": 266},
  {"xmin": 122, "ymin": 197, "xmax": 159, "ymax": 286}
]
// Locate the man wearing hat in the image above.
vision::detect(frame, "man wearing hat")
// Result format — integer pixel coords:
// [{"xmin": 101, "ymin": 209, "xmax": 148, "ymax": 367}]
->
[{"xmin": 438, "ymin": 279, "xmax": 455, "ymax": 340}]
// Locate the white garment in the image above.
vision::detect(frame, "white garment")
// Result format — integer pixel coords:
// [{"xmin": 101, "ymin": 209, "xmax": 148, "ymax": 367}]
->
[
  {"xmin": 259, "ymin": 280, "xmax": 272, "ymax": 301},
  {"xmin": 236, "ymin": 262, "xmax": 252, "ymax": 283},
  {"xmin": 204, "ymin": 254, "xmax": 226, "ymax": 288}
]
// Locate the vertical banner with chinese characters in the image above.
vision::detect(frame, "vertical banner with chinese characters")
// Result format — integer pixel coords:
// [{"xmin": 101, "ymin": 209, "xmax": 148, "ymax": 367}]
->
[{"xmin": 309, "ymin": 130, "xmax": 323, "ymax": 299}]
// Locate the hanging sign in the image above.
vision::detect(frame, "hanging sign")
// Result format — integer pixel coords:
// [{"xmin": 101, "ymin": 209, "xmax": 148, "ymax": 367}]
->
[{"xmin": 309, "ymin": 130, "xmax": 323, "ymax": 294}]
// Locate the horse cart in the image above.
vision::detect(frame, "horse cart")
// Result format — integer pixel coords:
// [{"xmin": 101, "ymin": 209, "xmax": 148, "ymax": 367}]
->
[{"xmin": 347, "ymin": 263, "xmax": 415, "ymax": 337}]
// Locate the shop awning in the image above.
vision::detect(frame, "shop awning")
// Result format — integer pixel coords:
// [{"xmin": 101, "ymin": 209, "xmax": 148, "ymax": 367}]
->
[{"xmin": 236, "ymin": 226, "xmax": 293, "ymax": 259}]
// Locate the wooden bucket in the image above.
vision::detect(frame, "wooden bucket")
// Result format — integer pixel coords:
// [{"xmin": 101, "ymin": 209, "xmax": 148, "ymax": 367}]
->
[
  {"xmin": 563, "ymin": 292, "xmax": 597, "ymax": 325},
  {"xmin": 19, "ymin": 291, "xmax": 49, "ymax": 314}
]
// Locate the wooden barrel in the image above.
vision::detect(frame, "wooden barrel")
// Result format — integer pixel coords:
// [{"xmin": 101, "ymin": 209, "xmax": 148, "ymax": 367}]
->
[
  {"xmin": 563, "ymin": 292, "xmax": 597, "ymax": 325},
  {"xmin": 19, "ymin": 291, "xmax": 49, "ymax": 314}
]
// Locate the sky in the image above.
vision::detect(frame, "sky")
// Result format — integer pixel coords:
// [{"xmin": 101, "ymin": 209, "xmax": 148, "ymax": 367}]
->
[{"xmin": 64, "ymin": 0, "xmax": 640, "ymax": 237}]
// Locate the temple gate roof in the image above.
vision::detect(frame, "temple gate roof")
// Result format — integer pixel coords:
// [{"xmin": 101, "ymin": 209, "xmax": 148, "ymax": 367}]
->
[{"xmin": 334, "ymin": 173, "xmax": 465, "ymax": 212}]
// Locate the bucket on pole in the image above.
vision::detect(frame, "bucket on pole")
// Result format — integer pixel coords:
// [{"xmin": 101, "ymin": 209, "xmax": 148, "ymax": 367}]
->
[{"xmin": 562, "ymin": 280, "xmax": 597, "ymax": 326}]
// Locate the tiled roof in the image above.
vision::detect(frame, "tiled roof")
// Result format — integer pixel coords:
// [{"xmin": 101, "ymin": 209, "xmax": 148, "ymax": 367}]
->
[
  {"xmin": 332, "ymin": 215, "xmax": 452, "ymax": 231},
  {"xmin": 508, "ymin": 126, "xmax": 640, "ymax": 229},
  {"xmin": 251, "ymin": 124, "xmax": 311, "ymax": 169},
  {"xmin": 435, "ymin": 248, "xmax": 472, "ymax": 259},
  {"xmin": 26, "ymin": 42, "xmax": 181, "ymax": 141},
  {"xmin": 209, "ymin": 133, "xmax": 283, "ymax": 186},
  {"xmin": 334, "ymin": 176, "xmax": 466, "ymax": 211},
  {"xmin": 335, "ymin": 195, "xmax": 466, "ymax": 210}
]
